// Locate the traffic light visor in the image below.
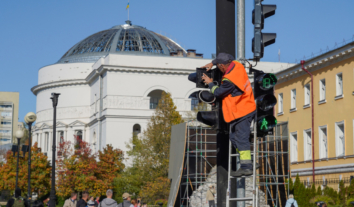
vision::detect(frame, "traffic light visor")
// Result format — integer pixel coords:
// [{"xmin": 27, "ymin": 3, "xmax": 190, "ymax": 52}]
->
[
  {"xmin": 256, "ymin": 94, "xmax": 277, "ymax": 111},
  {"xmin": 197, "ymin": 111, "xmax": 218, "ymax": 127},
  {"xmin": 256, "ymin": 73, "xmax": 277, "ymax": 90},
  {"xmin": 257, "ymin": 115, "xmax": 277, "ymax": 133}
]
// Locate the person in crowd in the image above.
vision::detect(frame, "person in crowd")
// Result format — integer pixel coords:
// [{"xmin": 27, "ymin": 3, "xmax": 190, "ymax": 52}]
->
[
  {"xmin": 285, "ymin": 194, "xmax": 298, "ymax": 207},
  {"xmin": 77, "ymin": 191, "xmax": 89, "ymax": 207},
  {"xmin": 206, "ymin": 185, "xmax": 215, "ymax": 207},
  {"xmin": 130, "ymin": 200, "xmax": 137, "ymax": 207},
  {"xmin": 32, "ymin": 200, "xmax": 44, "ymax": 207},
  {"xmin": 87, "ymin": 197, "xmax": 95, "ymax": 207},
  {"xmin": 99, "ymin": 190, "xmax": 118, "ymax": 207},
  {"xmin": 45, "ymin": 198, "xmax": 50, "ymax": 207},
  {"xmin": 6, "ymin": 188, "xmax": 28, "ymax": 207},
  {"xmin": 94, "ymin": 197, "xmax": 100, "ymax": 207},
  {"xmin": 63, "ymin": 192, "xmax": 77, "ymax": 207},
  {"xmin": 199, "ymin": 53, "xmax": 256, "ymax": 177},
  {"xmin": 141, "ymin": 203, "xmax": 147, "ymax": 207},
  {"xmin": 117, "ymin": 193, "xmax": 133, "ymax": 207}
]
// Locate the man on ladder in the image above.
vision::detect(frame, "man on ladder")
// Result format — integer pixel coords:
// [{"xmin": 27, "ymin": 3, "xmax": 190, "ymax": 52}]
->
[{"xmin": 201, "ymin": 53, "xmax": 256, "ymax": 177}]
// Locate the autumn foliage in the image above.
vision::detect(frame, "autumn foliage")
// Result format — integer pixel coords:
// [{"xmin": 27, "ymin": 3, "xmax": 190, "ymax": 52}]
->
[
  {"xmin": 121, "ymin": 92, "xmax": 183, "ymax": 203},
  {"xmin": 57, "ymin": 138, "xmax": 124, "ymax": 198},
  {"xmin": 0, "ymin": 142, "xmax": 51, "ymax": 197}
]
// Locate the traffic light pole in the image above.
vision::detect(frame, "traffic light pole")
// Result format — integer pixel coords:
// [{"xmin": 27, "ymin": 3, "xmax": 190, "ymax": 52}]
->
[{"xmin": 216, "ymin": 1, "xmax": 235, "ymax": 207}]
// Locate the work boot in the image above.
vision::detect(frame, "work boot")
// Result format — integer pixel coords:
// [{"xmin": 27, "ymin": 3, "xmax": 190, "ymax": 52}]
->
[{"xmin": 231, "ymin": 168, "xmax": 253, "ymax": 177}]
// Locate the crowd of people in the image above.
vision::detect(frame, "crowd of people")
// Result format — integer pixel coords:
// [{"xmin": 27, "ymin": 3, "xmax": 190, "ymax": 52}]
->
[{"xmin": 6, "ymin": 188, "xmax": 148, "ymax": 207}]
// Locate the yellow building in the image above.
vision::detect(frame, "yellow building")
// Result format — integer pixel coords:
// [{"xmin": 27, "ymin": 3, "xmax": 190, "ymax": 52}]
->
[
  {"xmin": 0, "ymin": 92, "xmax": 19, "ymax": 146},
  {"xmin": 274, "ymin": 42, "xmax": 354, "ymax": 189}
]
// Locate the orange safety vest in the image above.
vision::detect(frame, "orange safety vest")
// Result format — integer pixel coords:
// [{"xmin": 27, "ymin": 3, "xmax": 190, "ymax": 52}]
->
[{"xmin": 222, "ymin": 61, "xmax": 256, "ymax": 123}]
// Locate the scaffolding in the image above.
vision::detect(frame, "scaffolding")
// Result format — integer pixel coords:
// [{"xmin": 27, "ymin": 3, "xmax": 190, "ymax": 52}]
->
[
  {"xmin": 257, "ymin": 121, "xmax": 290, "ymax": 207},
  {"xmin": 178, "ymin": 122, "xmax": 217, "ymax": 207},
  {"xmin": 174, "ymin": 121, "xmax": 289, "ymax": 207}
]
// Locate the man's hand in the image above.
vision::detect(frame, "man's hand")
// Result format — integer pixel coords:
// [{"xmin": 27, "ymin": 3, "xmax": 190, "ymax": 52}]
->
[
  {"xmin": 201, "ymin": 62, "xmax": 214, "ymax": 71},
  {"xmin": 202, "ymin": 73, "xmax": 213, "ymax": 85}
]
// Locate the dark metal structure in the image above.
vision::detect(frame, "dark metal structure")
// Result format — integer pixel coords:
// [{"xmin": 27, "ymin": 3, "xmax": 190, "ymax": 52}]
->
[
  {"xmin": 216, "ymin": 1, "xmax": 235, "ymax": 207},
  {"xmin": 58, "ymin": 21, "xmax": 186, "ymax": 63},
  {"xmin": 49, "ymin": 93, "xmax": 60, "ymax": 207}
]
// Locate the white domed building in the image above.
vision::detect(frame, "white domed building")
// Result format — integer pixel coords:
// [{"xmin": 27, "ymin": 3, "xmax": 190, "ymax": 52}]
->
[{"xmin": 31, "ymin": 20, "xmax": 290, "ymax": 162}]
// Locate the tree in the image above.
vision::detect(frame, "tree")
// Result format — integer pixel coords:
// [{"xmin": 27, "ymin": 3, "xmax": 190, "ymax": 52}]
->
[
  {"xmin": 347, "ymin": 178, "xmax": 354, "ymax": 199},
  {"xmin": 0, "ymin": 142, "xmax": 51, "ymax": 197},
  {"xmin": 317, "ymin": 186, "xmax": 322, "ymax": 196},
  {"xmin": 139, "ymin": 177, "xmax": 170, "ymax": 204},
  {"xmin": 339, "ymin": 180, "xmax": 347, "ymax": 207},
  {"xmin": 127, "ymin": 92, "xmax": 182, "ymax": 180},
  {"xmin": 57, "ymin": 139, "xmax": 125, "ymax": 198},
  {"xmin": 123, "ymin": 92, "xmax": 183, "ymax": 201},
  {"xmin": 97, "ymin": 144, "xmax": 125, "ymax": 189}
]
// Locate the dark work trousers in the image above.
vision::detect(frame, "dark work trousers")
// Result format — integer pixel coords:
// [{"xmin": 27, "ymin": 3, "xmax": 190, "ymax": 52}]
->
[
  {"xmin": 229, "ymin": 110, "xmax": 256, "ymax": 152},
  {"xmin": 208, "ymin": 200, "xmax": 215, "ymax": 207}
]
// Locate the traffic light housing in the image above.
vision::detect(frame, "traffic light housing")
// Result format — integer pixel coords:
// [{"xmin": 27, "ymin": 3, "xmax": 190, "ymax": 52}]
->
[
  {"xmin": 192, "ymin": 68, "xmax": 226, "ymax": 131},
  {"xmin": 252, "ymin": 0, "xmax": 277, "ymax": 61},
  {"xmin": 253, "ymin": 69, "xmax": 278, "ymax": 136}
]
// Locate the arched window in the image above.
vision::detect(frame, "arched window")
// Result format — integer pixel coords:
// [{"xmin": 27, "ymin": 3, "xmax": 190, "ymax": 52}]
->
[
  {"xmin": 148, "ymin": 90, "xmax": 164, "ymax": 109},
  {"xmin": 189, "ymin": 92, "xmax": 208, "ymax": 111},
  {"xmin": 133, "ymin": 124, "xmax": 141, "ymax": 135}
]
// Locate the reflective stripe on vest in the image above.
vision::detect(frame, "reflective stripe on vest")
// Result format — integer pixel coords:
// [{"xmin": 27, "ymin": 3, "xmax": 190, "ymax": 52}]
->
[{"xmin": 221, "ymin": 61, "xmax": 256, "ymax": 123}]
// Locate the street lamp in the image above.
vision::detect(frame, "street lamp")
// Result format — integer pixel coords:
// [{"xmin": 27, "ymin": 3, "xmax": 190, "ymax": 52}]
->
[
  {"xmin": 13, "ymin": 127, "xmax": 24, "ymax": 189},
  {"xmin": 25, "ymin": 112, "xmax": 37, "ymax": 207},
  {"xmin": 49, "ymin": 93, "xmax": 60, "ymax": 207}
]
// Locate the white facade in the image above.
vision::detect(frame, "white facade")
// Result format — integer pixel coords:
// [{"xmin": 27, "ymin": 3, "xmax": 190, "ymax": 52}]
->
[{"xmin": 31, "ymin": 24, "xmax": 291, "ymax": 162}]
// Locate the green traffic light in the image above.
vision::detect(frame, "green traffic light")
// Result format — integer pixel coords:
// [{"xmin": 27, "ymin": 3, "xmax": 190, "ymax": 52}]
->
[
  {"xmin": 260, "ymin": 73, "xmax": 278, "ymax": 90},
  {"xmin": 258, "ymin": 115, "xmax": 277, "ymax": 132}
]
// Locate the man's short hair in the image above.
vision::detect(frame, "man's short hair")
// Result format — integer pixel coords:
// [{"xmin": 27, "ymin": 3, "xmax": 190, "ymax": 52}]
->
[
  {"xmin": 82, "ymin": 191, "xmax": 89, "ymax": 197},
  {"xmin": 71, "ymin": 192, "xmax": 77, "ymax": 198},
  {"xmin": 106, "ymin": 189, "xmax": 113, "ymax": 196},
  {"xmin": 289, "ymin": 194, "xmax": 294, "ymax": 199}
]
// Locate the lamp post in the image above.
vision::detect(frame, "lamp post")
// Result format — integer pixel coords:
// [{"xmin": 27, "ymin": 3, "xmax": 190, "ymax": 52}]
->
[
  {"xmin": 13, "ymin": 127, "xmax": 24, "ymax": 189},
  {"xmin": 24, "ymin": 112, "xmax": 37, "ymax": 207},
  {"xmin": 49, "ymin": 93, "xmax": 60, "ymax": 207}
]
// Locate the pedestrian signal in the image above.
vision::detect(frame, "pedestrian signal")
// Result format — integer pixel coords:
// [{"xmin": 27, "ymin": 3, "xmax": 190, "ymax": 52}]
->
[{"xmin": 253, "ymin": 69, "xmax": 278, "ymax": 136}]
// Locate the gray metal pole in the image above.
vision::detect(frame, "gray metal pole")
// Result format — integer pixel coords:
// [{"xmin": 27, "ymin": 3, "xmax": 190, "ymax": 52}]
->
[
  {"xmin": 237, "ymin": 0, "xmax": 245, "ymax": 60},
  {"xmin": 236, "ymin": 1, "xmax": 246, "ymax": 206}
]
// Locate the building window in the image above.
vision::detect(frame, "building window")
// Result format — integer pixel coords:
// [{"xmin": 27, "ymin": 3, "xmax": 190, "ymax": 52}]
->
[
  {"xmin": 75, "ymin": 130, "xmax": 83, "ymax": 149},
  {"xmin": 304, "ymin": 84, "xmax": 310, "ymax": 106},
  {"xmin": 133, "ymin": 124, "xmax": 141, "ymax": 135},
  {"xmin": 59, "ymin": 131, "xmax": 64, "ymax": 144},
  {"xmin": 336, "ymin": 73, "xmax": 343, "ymax": 97},
  {"xmin": 319, "ymin": 126, "xmax": 328, "ymax": 159},
  {"xmin": 319, "ymin": 79, "xmax": 326, "ymax": 101},
  {"xmin": 290, "ymin": 132, "xmax": 298, "ymax": 162},
  {"xmin": 278, "ymin": 93, "xmax": 283, "ymax": 114},
  {"xmin": 303, "ymin": 129, "xmax": 312, "ymax": 161},
  {"xmin": 1, "ymin": 112, "xmax": 12, "ymax": 117},
  {"xmin": 1, "ymin": 121, "xmax": 11, "ymax": 125},
  {"xmin": 148, "ymin": 90, "xmax": 164, "ymax": 109},
  {"xmin": 0, "ymin": 105, "xmax": 12, "ymax": 108},
  {"xmin": 335, "ymin": 121, "xmax": 345, "ymax": 157},
  {"xmin": 45, "ymin": 132, "xmax": 49, "ymax": 152},
  {"xmin": 191, "ymin": 97, "xmax": 199, "ymax": 110},
  {"xmin": 291, "ymin": 89, "xmax": 296, "ymax": 110}
]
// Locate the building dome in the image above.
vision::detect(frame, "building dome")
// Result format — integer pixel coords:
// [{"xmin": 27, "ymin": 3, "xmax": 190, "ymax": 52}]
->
[{"xmin": 58, "ymin": 20, "xmax": 187, "ymax": 63}]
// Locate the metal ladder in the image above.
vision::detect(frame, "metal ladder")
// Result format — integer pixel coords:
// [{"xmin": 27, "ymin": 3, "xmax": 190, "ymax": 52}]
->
[{"xmin": 226, "ymin": 124, "xmax": 259, "ymax": 207}]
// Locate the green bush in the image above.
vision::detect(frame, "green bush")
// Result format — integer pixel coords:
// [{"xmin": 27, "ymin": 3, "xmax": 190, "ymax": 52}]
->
[{"xmin": 309, "ymin": 195, "xmax": 335, "ymax": 205}]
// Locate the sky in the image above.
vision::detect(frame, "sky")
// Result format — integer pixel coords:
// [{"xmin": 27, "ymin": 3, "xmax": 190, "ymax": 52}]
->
[{"xmin": 0, "ymin": 0, "xmax": 353, "ymax": 122}]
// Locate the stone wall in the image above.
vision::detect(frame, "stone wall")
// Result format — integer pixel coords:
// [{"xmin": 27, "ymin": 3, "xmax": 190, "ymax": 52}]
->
[{"xmin": 189, "ymin": 166, "xmax": 269, "ymax": 207}]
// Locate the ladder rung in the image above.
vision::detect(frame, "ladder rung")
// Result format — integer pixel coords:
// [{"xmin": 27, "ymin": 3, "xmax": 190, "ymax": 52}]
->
[
  {"xmin": 230, "ymin": 152, "xmax": 254, "ymax": 157},
  {"xmin": 229, "ymin": 197, "xmax": 253, "ymax": 201}
]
